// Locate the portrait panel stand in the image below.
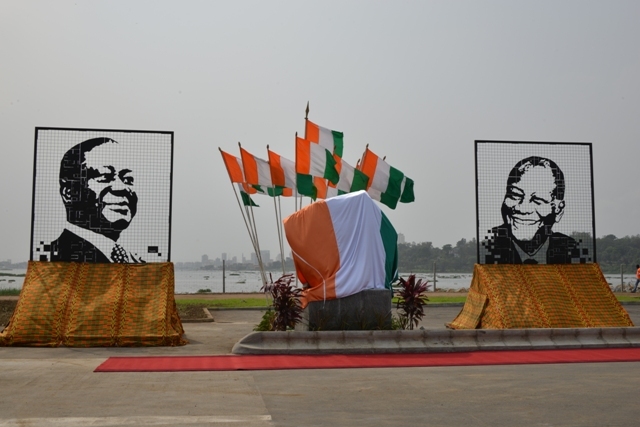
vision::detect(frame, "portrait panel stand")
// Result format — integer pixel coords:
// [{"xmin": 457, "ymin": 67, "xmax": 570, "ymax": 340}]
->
[
  {"xmin": 1, "ymin": 128, "xmax": 185, "ymax": 347},
  {"xmin": 450, "ymin": 141, "xmax": 631, "ymax": 329},
  {"xmin": 0, "ymin": 261, "xmax": 186, "ymax": 346}
]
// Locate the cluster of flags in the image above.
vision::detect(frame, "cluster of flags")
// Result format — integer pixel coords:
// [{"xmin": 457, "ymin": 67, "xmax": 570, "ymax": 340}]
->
[{"xmin": 219, "ymin": 112, "xmax": 415, "ymax": 210}]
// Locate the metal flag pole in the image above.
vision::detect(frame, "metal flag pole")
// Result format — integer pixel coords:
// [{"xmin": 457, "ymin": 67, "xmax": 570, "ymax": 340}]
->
[
  {"xmin": 272, "ymin": 193, "xmax": 286, "ymax": 276},
  {"xmin": 247, "ymin": 196, "xmax": 268, "ymax": 289},
  {"xmin": 277, "ymin": 195, "xmax": 287, "ymax": 274},
  {"xmin": 219, "ymin": 147, "xmax": 262, "ymax": 289},
  {"xmin": 303, "ymin": 105, "xmax": 316, "ymax": 206},
  {"xmin": 243, "ymin": 200, "xmax": 271, "ymax": 305}
]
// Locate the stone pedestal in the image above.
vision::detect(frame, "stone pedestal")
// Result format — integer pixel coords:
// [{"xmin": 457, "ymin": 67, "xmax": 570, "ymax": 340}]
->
[{"xmin": 302, "ymin": 289, "xmax": 392, "ymax": 331}]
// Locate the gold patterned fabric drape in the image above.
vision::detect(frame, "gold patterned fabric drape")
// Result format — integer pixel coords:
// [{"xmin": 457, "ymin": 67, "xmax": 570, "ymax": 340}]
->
[
  {"xmin": 448, "ymin": 263, "xmax": 633, "ymax": 329},
  {"xmin": 0, "ymin": 261, "xmax": 186, "ymax": 347}
]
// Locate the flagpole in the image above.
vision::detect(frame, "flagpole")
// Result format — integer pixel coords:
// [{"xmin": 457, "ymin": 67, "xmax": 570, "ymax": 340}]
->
[
  {"xmin": 271, "ymin": 190, "xmax": 285, "ymax": 276},
  {"xmin": 234, "ymin": 187, "xmax": 261, "ymax": 278},
  {"xmin": 227, "ymin": 182, "xmax": 265, "ymax": 288},
  {"xmin": 278, "ymin": 195, "xmax": 287, "ymax": 275},
  {"xmin": 247, "ymin": 201, "xmax": 267, "ymax": 288},
  {"xmin": 272, "ymin": 194, "xmax": 286, "ymax": 276},
  {"xmin": 304, "ymin": 101, "xmax": 310, "ymax": 140},
  {"xmin": 242, "ymin": 202, "xmax": 260, "ymax": 258},
  {"xmin": 218, "ymin": 147, "xmax": 263, "ymax": 287},
  {"xmin": 303, "ymin": 106, "xmax": 314, "ymax": 206},
  {"xmin": 294, "ymin": 131, "xmax": 303, "ymax": 211}
]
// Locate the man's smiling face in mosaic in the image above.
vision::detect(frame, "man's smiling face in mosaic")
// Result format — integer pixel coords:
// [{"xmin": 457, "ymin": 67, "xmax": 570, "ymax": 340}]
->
[{"xmin": 501, "ymin": 158, "xmax": 565, "ymax": 244}]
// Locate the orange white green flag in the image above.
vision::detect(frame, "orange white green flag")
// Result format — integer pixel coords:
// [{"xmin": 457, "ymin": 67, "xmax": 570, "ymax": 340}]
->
[
  {"xmin": 295, "ymin": 135, "xmax": 339, "ymax": 184},
  {"xmin": 295, "ymin": 135, "xmax": 339, "ymax": 199},
  {"xmin": 240, "ymin": 146, "xmax": 274, "ymax": 188},
  {"xmin": 219, "ymin": 149, "xmax": 259, "ymax": 206},
  {"xmin": 358, "ymin": 147, "xmax": 415, "ymax": 209},
  {"xmin": 326, "ymin": 157, "xmax": 370, "ymax": 199},
  {"xmin": 283, "ymin": 190, "xmax": 398, "ymax": 306},
  {"xmin": 267, "ymin": 148, "xmax": 297, "ymax": 190},
  {"xmin": 305, "ymin": 119, "xmax": 344, "ymax": 158}
]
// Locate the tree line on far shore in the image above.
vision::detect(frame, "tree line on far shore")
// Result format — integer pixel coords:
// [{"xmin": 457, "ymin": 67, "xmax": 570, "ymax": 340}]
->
[{"xmin": 397, "ymin": 234, "xmax": 640, "ymax": 274}]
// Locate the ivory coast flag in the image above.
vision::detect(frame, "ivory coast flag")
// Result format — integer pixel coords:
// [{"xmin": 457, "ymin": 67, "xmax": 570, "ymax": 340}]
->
[
  {"xmin": 326, "ymin": 157, "xmax": 370, "ymax": 199},
  {"xmin": 240, "ymin": 146, "xmax": 274, "ymax": 187},
  {"xmin": 267, "ymin": 148, "xmax": 297, "ymax": 189},
  {"xmin": 296, "ymin": 175, "xmax": 328, "ymax": 200},
  {"xmin": 296, "ymin": 136, "xmax": 340, "ymax": 185},
  {"xmin": 305, "ymin": 120, "xmax": 344, "ymax": 158},
  {"xmin": 358, "ymin": 147, "xmax": 415, "ymax": 209},
  {"xmin": 283, "ymin": 190, "xmax": 398, "ymax": 306},
  {"xmin": 220, "ymin": 149, "xmax": 245, "ymax": 183}
]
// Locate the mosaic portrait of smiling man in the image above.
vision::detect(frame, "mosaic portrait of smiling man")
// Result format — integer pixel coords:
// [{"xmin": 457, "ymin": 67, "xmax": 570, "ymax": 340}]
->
[
  {"xmin": 476, "ymin": 141, "xmax": 595, "ymax": 265},
  {"xmin": 31, "ymin": 128, "xmax": 173, "ymax": 263}
]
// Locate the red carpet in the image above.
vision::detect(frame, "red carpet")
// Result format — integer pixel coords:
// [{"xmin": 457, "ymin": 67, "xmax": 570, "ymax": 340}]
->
[{"xmin": 95, "ymin": 348, "xmax": 640, "ymax": 372}]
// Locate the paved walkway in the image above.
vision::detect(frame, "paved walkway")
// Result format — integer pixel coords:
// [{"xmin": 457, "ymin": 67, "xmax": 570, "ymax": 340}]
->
[{"xmin": 1, "ymin": 305, "xmax": 640, "ymax": 426}]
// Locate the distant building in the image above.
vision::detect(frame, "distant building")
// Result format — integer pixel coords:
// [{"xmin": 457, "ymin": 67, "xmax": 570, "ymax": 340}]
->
[
  {"xmin": 398, "ymin": 233, "xmax": 406, "ymax": 244},
  {"xmin": 201, "ymin": 254, "xmax": 209, "ymax": 264},
  {"xmin": 222, "ymin": 252, "xmax": 227, "ymax": 261},
  {"xmin": 250, "ymin": 250, "xmax": 271, "ymax": 265}
]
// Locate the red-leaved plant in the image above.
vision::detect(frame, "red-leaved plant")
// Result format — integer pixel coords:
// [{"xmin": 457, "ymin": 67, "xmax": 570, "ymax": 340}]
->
[
  {"xmin": 261, "ymin": 274, "xmax": 303, "ymax": 331},
  {"xmin": 396, "ymin": 274, "xmax": 430, "ymax": 330}
]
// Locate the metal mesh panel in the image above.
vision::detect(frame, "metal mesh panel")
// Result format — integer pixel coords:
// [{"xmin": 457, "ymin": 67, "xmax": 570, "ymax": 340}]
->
[
  {"xmin": 30, "ymin": 128, "xmax": 173, "ymax": 263},
  {"xmin": 476, "ymin": 141, "xmax": 595, "ymax": 264}
]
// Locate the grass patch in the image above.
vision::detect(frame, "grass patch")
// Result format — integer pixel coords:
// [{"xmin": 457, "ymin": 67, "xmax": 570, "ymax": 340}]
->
[
  {"xmin": 175, "ymin": 294, "xmax": 640, "ymax": 310},
  {"xmin": 175, "ymin": 298, "xmax": 269, "ymax": 308},
  {"xmin": 0, "ymin": 288, "xmax": 21, "ymax": 296},
  {"xmin": 392, "ymin": 296, "xmax": 466, "ymax": 304},
  {"xmin": 426, "ymin": 296, "xmax": 467, "ymax": 304},
  {"xmin": 616, "ymin": 296, "xmax": 640, "ymax": 302}
]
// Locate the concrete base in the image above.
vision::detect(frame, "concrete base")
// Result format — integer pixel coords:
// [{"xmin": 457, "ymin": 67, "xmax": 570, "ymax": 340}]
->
[
  {"xmin": 232, "ymin": 327, "xmax": 640, "ymax": 355},
  {"xmin": 302, "ymin": 289, "xmax": 392, "ymax": 331}
]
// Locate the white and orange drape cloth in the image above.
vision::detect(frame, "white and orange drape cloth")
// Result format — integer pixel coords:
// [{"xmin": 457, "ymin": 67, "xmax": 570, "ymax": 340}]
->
[{"xmin": 283, "ymin": 190, "xmax": 398, "ymax": 306}]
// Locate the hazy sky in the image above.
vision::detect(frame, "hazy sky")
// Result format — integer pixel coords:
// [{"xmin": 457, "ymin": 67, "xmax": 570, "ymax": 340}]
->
[{"xmin": 1, "ymin": 1, "xmax": 639, "ymax": 263}]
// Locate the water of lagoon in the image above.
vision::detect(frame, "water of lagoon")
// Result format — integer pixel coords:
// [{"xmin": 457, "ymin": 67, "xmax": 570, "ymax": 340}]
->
[{"xmin": 0, "ymin": 269, "xmax": 634, "ymax": 294}]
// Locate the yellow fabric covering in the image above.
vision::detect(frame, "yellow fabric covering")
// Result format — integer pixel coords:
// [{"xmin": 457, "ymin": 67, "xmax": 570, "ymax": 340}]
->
[
  {"xmin": 448, "ymin": 264, "xmax": 633, "ymax": 329},
  {"xmin": 0, "ymin": 261, "xmax": 186, "ymax": 347}
]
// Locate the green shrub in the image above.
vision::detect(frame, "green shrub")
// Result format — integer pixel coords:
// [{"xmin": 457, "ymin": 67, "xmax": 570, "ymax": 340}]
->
[
  {"xmin": 259, "ymin": 274, "xmax": 303, "ymax": 331},
  {"xmin": 396, "ymin": 274, "xmax": 430, "ymax": 330},
  {"xmin": 254, "ymin": 308, "xmax": 276, "ymax": 331}
]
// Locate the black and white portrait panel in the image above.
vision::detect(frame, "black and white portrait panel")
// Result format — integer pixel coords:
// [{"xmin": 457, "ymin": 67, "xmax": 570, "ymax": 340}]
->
[
  {"xmin": 31, "ymin": 128, "xmax": 173, "ymax": 263},
  {"xmin": 476, "ymin": 141, "xmax": 595, "ymax": 265}
]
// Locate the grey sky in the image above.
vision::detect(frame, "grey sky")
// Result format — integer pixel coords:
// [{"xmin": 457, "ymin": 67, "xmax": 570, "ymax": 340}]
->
[{"xmin": 1, "ymin": 1, "xmax": 639, "ymax": 263}]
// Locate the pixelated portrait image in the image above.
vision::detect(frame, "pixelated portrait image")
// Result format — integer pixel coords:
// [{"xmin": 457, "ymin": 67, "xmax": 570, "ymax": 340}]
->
[
  {"xmin": 30, "ymin": 128, "xmax": 173, "ymax": 263},
  {"xmin": 476, "ymin": 141, "xmax": 595, "ymax": 265}
]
